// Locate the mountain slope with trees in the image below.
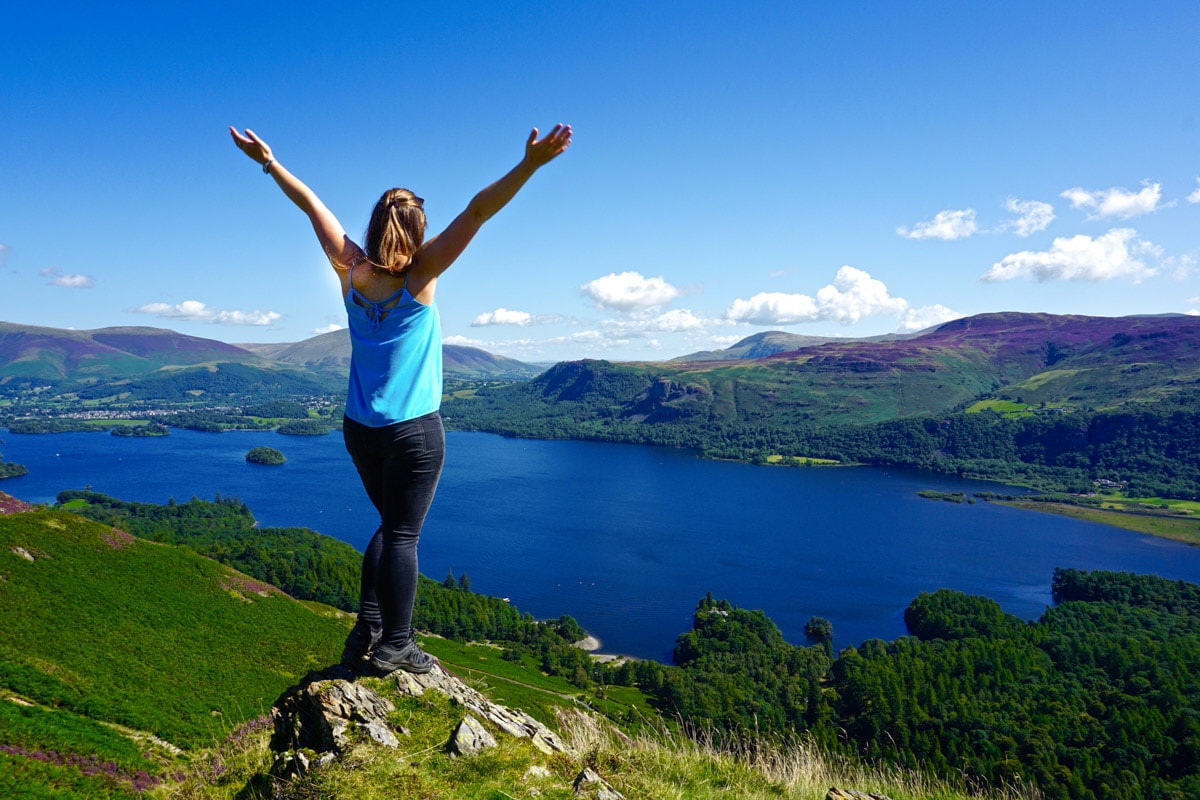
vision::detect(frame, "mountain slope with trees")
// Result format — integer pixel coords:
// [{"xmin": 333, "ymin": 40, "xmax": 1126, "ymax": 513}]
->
[{"xmin": 443, "ymin": 313, "xmax": 1200, "ymax": 498}]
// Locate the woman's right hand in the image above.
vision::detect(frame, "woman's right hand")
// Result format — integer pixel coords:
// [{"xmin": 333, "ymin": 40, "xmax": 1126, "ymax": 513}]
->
[
  {"xmin": 229, "ymin": 126, "xmax": 275, "ymax": 167},
  {"xmin": 524, "ymin": 124, "xmax": 573, "ymax": 169}
]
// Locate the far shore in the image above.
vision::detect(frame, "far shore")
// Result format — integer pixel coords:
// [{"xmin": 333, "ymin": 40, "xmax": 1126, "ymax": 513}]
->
[{"xmin": 996, "ymin": 499, "xmax": 1200, "ymax": 546}]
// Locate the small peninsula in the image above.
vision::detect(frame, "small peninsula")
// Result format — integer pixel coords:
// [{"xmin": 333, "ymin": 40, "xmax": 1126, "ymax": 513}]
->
[{"xmin": 0, "ymin": 460, "xmax": 29, "ymax": 479}]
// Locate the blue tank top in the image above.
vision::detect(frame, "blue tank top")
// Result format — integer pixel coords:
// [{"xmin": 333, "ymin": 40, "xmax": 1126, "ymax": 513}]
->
[{"xmin": 343, "ymin": 267, "xmax": 442, "ymax": 427}]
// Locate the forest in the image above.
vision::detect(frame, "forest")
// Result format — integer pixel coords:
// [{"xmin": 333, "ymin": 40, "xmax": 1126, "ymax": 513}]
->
[{"xmin": 444, "ymin": 385, "xmax": 1200, "ymax": 499}]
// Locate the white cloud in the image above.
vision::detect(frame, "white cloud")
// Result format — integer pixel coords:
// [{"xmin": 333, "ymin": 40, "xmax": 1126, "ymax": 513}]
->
[
  {"xmin": 132, "ymin": 300, "xmax": 282, "ymax": 326},
  {"xmin": 1188, "ymin": 179, "xmax": 1200, "ymax": 204},
  {"xmin": 726, "ymin": 266, "xmax": 908, "ymax": 326},
  {"xmin": 726, "ymin": 291, "xmax": 819, "ymax": 325},
  {"xmin": 594, "ymin": 309, "xmax": 707, "ymax": 340},
  {"xmin": 1163, "ymin": 252, "xmax": 1197, "ymax": 281},
  {"xmin": 581, "ymin": 271, "xmax": 680, "ymax": 311},
  {"xmin": 1060, "ymin": 181, "xmax": 1163, "ymax": 219},
  {"xmin": 900, "ymin": 304, "xmax": 964, "ymax": 332},
  {"xmin": 444, "ymin": 334, "xmax": 488, "ymax": 347},
  {"xmin": 548, "ymin": 329, "xmax": 631, "ymax": 349},
  {"xmin": 897, "ymin": 209, "xmax": 978, "ymax": 240},
  {"xmin": 40, "ymin": 266, "xmax": 94, "ymax": 288},
  {"xmin": 646, "ymin": 308, "xmax": 704, "ymax": 332},
  {"xmin": 472, "ymin": 307, "xmax": 534, "ymax": 327},
  {"xmin": 314, "ymin": 323, "xmax": 345, "ymax": 335},
  {"xmin": 1002, "ymin": 198, "xmax": 1055, "ymax": 237},
  {"xmin": 815, "ymin": 266, "xmax": 909, "ymax": 323},
  {"xmin": 983, "ymin": 228, "xmax": 1157, "ymax": 283}
]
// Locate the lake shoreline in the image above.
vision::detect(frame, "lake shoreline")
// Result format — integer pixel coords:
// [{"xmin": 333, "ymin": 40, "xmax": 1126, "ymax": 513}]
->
[
  {"xmin": 995, "ymin": 500, "xmax": 1200, "ymax": 546},
  {"xmin": 5, "ymin": 427, "xmax": 1200, "ymax": 660}
]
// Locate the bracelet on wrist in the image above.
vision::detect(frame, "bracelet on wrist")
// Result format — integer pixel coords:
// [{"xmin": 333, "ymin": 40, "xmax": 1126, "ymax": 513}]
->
[{"xmin": 262, "ymin": 159, "xmax": 275, "ymax": 174}]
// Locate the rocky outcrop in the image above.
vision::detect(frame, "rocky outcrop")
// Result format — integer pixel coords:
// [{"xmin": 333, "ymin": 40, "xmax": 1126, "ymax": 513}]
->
[
  {"xmin": 624, "ymin": 377, "xmax": 710, "ymax": 423},
  {"xmin": 270, "ymin": 674, "xmax": 399, "ymax": 757},
  {"xmin": 391, "ymin": 664, "xmax": 572, "ymax": 754},
  {"xmin": 269, "ymin": 663, "xmax": 611, "ymax": 790}
]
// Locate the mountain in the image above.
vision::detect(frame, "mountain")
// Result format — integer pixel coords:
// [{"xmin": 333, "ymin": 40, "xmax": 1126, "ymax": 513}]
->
[
  {"xmin": 446, "ymin": 311, "xmax": 1200, "ymax": 431},
  {"xmin": 0, "ymin": 322, "xmax": 542, "ymax": 397},
  {"xmin": 237, "ymin": 327, "xmax": 542, "ymax": 379},
  {"xmin": 0, "ymin": 321, "xmax": 263, "ymax": 380},
  {"xmin": 674, "ymin": 329, "xmax": 914, "ymax": 362}
]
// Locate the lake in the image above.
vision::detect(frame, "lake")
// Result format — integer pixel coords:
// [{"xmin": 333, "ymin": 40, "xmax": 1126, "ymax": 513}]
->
[{"xmin": 4, "ymin": 427, "xmax": 1200, "ymax": 662}]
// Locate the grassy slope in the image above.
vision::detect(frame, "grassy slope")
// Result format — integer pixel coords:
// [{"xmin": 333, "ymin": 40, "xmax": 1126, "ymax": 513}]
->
[{"xmin": 0, "ymin": 506, "xmax": 350, "ymax": 795}]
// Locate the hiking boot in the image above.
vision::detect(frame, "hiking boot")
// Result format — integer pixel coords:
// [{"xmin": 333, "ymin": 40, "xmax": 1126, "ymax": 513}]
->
[
  {"xmin": 364, "ymin": 639, "xmax": 436, "ymax": 676},
  {"xmin": 340, "ymin": 621, "xmax": 381, "ymax": 669}
]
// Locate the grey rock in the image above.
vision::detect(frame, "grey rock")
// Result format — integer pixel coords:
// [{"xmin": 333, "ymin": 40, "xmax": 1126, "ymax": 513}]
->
[
  {"xmin": 447, "ymin": 714, "xmax": 497, "ymax": 757},
  {"xmin": 271, "ymin": 676, "xmax": 398, "ymax": 754},
  {"xmin": 573, "ymin": 767, "xmax": 625, "ymax": 799},
  {"xmin": 826, "ymin": 789, "xmax": 893, "ymax": 800},
  {"xmin": 395, "ymin": 666, "xmax": 573, "ymax": 754}
]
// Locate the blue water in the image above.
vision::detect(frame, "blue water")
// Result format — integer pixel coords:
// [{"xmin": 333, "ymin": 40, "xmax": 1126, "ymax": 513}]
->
[{"xmin": 4, "ymin": 428, "xmax": 1200, "ymax": 663}]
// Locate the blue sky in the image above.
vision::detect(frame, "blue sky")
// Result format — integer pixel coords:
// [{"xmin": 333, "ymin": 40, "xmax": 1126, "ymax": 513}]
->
[{"xmin": 3, "ymin": 2, "xmax": 1198, "ymax": 363}]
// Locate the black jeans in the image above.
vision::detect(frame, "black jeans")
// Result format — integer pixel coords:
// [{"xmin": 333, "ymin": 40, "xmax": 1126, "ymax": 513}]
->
[{"xmin": 343, "ymin": 411, "xmax": 445, "ymax": 648}]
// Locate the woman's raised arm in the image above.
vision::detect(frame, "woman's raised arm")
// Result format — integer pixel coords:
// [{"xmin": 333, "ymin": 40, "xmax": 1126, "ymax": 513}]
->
[
  {"xmin": 412, "ymin": 124, "xmax": 573, "ymax": 280},
  {"xmin": 229, "ymin": 126, "xmax": 360, "ymax": 270}
]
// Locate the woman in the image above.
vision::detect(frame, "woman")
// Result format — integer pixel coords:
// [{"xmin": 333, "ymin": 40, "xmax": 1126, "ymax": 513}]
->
[{"xmin": 230, "ymin": 122, "xmax": 572, "ymax": 675}]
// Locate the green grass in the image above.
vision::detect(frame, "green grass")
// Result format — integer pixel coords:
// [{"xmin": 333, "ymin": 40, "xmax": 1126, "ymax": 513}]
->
[
  {"xmin": 996, "ymin": 500, "xmax": 1200, "ymax": 545},
  {"xmin": 1096, "ymin": 494, "xmax": 1200, "ymax": 515},
  {"xmin": 765, "ymin": 454, "xmax": 840, "ymax": 465},
  {"xmin": 1011, "ymin": 368, "xmax": 1083, "ymax": 390},
  {"xmin": 966, "ymin": 399, "xmax": 1030, "ymax": 415},
  {"xmin": 0, "ymin": 510, "xmax": 347, "ymax": 750}
]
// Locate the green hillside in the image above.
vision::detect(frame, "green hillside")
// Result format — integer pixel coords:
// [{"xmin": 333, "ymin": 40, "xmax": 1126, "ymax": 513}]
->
[
  {"xmin": 448, "ymin": 313, "xmax": 1200, "ymax": 434},
  {"xmin": 443, "ymin": 314, "xmax": 1200, "ymax": 499},
  {"xmin": 0, "ymin": 504, "xmax": 348, "ymax": 794}
]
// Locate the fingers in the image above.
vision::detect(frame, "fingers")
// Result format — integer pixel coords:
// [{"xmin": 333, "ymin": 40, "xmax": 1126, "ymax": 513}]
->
[{"xmin": 530, "ymin": 124, "xmax": 572, "ymax": 151}]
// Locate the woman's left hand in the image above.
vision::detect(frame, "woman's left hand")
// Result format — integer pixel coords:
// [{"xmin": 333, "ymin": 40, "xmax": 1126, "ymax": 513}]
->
[{"xmin": 229, "ymin": 126, "xmax": 275, "ymax": 166}]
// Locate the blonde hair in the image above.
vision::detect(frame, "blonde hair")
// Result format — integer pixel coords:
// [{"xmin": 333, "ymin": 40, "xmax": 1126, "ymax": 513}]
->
[{"xmin": 364, "ymin": 188, "xmax": 426, "ymax": 274}]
